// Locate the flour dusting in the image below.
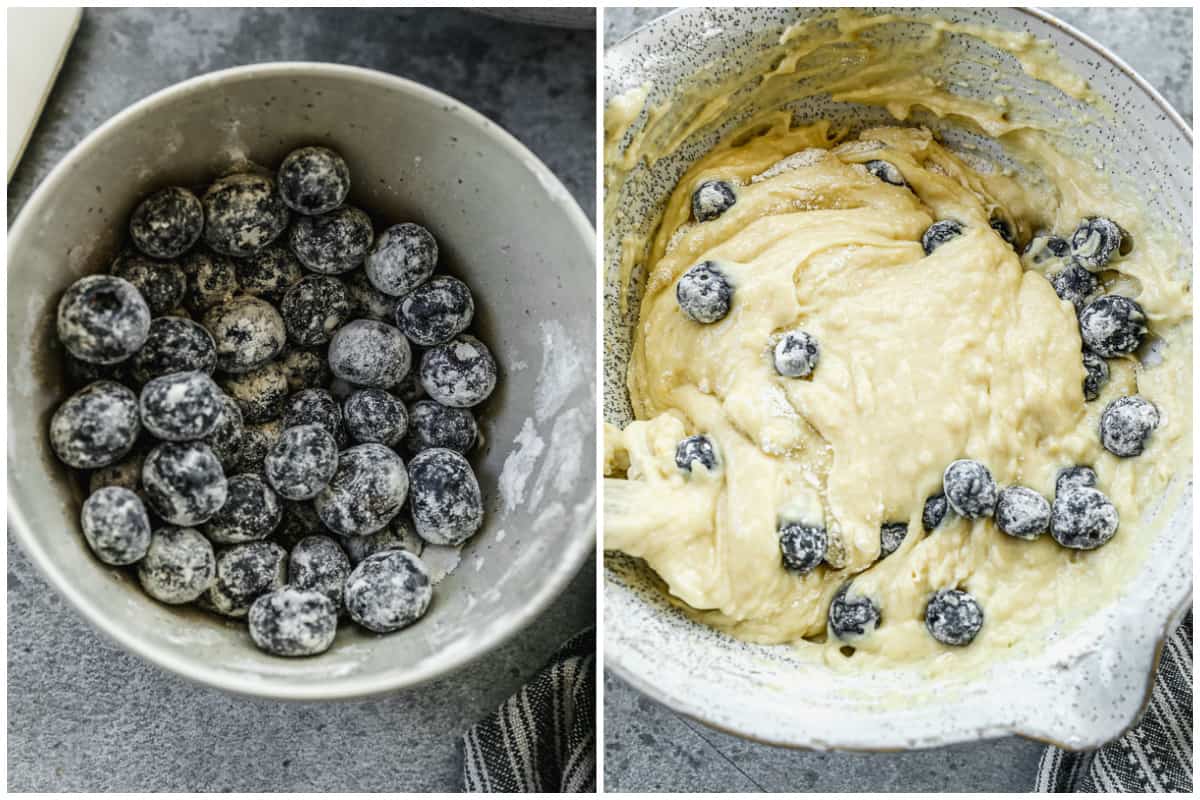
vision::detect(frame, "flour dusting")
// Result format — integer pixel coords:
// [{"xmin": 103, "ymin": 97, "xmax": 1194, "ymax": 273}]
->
[
  {"xmin": 533, "ymin": 320, "xmax": 583, "ymax": 423},
  {"xmin": 498, "ymin": 417, "xmax": 545, "ymax": 512}
]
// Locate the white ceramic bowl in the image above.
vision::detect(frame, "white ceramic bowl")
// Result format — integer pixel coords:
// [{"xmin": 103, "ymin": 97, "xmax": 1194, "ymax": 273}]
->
[
  {"xmin": 8, "ymin": 62, "xmax": 596, "ymax": 700},
  {"xmin": 604, "ymin": 8, "xmax": 1192, "ymax": 750}
]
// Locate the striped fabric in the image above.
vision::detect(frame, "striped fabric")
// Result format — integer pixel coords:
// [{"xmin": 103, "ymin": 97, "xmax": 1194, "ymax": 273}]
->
[
  {"xmin": 463, "ymin": 629, "xmax": 596, "ymax": 793},
  {"xmin": 1035, "ymin": 610, "xmax": 1192, "ymax": 793}
]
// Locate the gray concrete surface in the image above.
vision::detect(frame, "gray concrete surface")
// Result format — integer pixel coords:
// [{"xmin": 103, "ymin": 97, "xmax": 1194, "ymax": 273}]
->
[
  {"xmin": 602, "ymin": 6, "xmax": 1192, "ymax": 794},
  {"xmin": 6, "ymin": 8, "xmax": 595, "ymax": 793}
]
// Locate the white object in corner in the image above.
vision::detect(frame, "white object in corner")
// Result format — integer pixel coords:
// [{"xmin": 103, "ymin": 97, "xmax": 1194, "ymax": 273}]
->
[{"xmin": 7, "ymin": 7, "xmax": 81, "ymax": 181}]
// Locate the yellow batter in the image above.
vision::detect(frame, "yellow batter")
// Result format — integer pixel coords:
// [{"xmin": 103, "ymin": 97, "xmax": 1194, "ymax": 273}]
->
[{"xmin": 604, "ymin": 12, "xmax": 1191, "ymax": 670}]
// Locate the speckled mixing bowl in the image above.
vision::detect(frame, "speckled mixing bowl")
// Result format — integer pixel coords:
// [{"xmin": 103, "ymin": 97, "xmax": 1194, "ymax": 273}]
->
[
  {"xmin": 8, "ymin": 62, "xmax": 595, "ymax": 700},
  {"xmin": 604, "ymin": 8, "xmax": 1192, "ymax": 750}
]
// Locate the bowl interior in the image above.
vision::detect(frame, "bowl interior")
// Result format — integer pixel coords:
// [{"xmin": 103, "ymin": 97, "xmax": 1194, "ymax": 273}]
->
[
  {"xmin": 603, "ymin": 7, "xmax": 1192, "ymax": 749},
  {"xmin": 8, "ymin": 63, "xmax": 596, "ymax": 698}
]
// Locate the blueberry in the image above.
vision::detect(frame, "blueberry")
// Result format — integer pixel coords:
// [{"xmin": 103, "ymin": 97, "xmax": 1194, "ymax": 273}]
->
[
  {"xmin": 51, "ymin": 381, "xmax": 141, "ymax": 469},
  {"xmin": 277, "ymin": 146, "xmax": 351, "ymax": 216},
  {"xmin": 828, "ymin": 583, "xmax": 881, "ymax": 642},
  {"xmin": 338, "ymin": 515, "xmax": 425, "ymax": 566},
  {"xmin": 202, "ymin": 173, "xmax": 290, "ymax": 257},
  {"xmin": 289, "ymin": 205, "xmax": 374, "ymax": 275},
  {"xmin": 1071, "ymin": 217, "xmax": 1126, "ymax": 271},
  {"xmin": 129, "ymin": 317, "xmax": 217, "ymax": 384},
  {"xmin": 80, "ymin": 486, "xmax": 152, "ymax": 565},
  {"xmin": 129, "ymin": 186, "xmax": 204, "ymax": 259},
  {"xmin": 1100, "ymin": 395, "xmax": 1159, "ymax": 457},
  {"xmin": 220, "ymin": 362, "xmax": 289, "ymax": 423},
  {"xmin": 880, "ymin": 522, "xmax": 907, "ymax": 558},
  {"xmin": 345, "ymin": 389, "xmax": 409, "ymax": 447},
  {"xmin": 393, "ymin": 371, "xmax": 426, "ymax": 403},
  {"xmin": 921, "ymin": 220, "xmax": 964, "ymax": 255},
  {"xmin": 110, "ymin": 250, "xmax": 187, "ymax": 316},
  {"xmin": 924, "ymin": 588, "xmax": 983, "ymax": 646},
  {"xmin": 1082, "ymin": 350, "xmax": 1109, "ymax": 401},
  {"xmin": 206, "ymin": 541, "xmax": 287, "ymax": 617},
  {"xmin": 314, "ymin": 443, "xmax": 408, "ymax": 536},
  {"xmin": 773, "ymin": 330, "xmax": 819, "ymax": 377},
  {"xmin": 202, "ymin": 392, "xmax": 245, "ymax": 470},
  {"xmin": 1080, "ymin": 296, "xmax": 1147, "ymax": 360},
  {"xmin": 942, "ymin": 459, "xmax": 997, "ymax": 519},
  {"xmin": 137, "ymin": 526, "xmax": 216, "ymax": 604},
  {"xmin": 343, "ymin": 268, "xmax": 397, "ymax": 321},
  {"xmin": 273, "ymin": 499, "xmax": 323, "ymax": 550},
  {"xmin": 329, "ymin": 319, "xmax": 413, "ymax": 390},
  {"xmin": 989, "ymin": 215, "xmax": 1016, "ymax": 247},
  {"xmin": 407, "ymin": 448, "xmax": 484, "ymax": 546},
  {"xmin": 138, "ymin": 371, "xmax": 224, "ymax": 442},
  {"xmin": 235, "ymin": 419, "xmax": 283, "ymax": 475},
  {"xmin": 142, "ymin": 441, "xmax": 228, "ymax": 526},
  {"xmin": 922, "ymin": 493, "xmax": 949, "ymax": 532},
  {"xmin": 864, "ymin": 160, "xmax": 905, "ymax": 186},
  {"xmin": 284, "ymin": 388, "xmax": 345, "ymax": 444},
  {"xmin": 201, "ymin": 296, "xmax": 286, "ymax": 374},
  {"xmin": 1051, "ymin": 486, "xmax": 1118, "ymax": 550},
  {"xmin": 278, "ymin": 347, "xmax": 331, "ymax": 393},
  {"xmin": 89, "ymin": 450, "xmax": 146, "ymax": 495},
  {"xmin": 344, "ymin": 550, "xmax": 432, "ymax": 633},
  {"xmin": 1049, "ymin": 263, "xmax": 1099, "ymax": 311},
  {"xmin": 279, "ymin": 275, "xmax": 351, "ymax": 347},
  {"xmin": 234, "ymin": 243, "xmax": 304, "ymax": 302},
  {"xmin": 676, "ymin": 261, "xmax": 733, "ymax": 324},
  {"xmin": 403, "ymin": 399, "xmax": 474, "ymax": 454},
  {"xmin": 1023, "ymin": 232, "xmax": 1071, "ymax": 265},
  {"xmin": 180, "ymin": 249, "xmax": 239, "ymax": 312},
  {"xmin": 418, "ymin": 334, "xmax": 496, "ymax": 408},
  {"xmin": 288, "ymin": 535, "xmax": 352, "ymax": 609},
  {"xmin": 249, "ymin": 588, "xmax": 338, "ymax": 657},
  {"xmin": 204, "ymin": 473, "xmax": 281, "ymax": 544},
  {"xmin": 994, "ymin": 486, "xmax": 1050, "ymax": 540},
  {"xmin": 264, "ymin": 424, "xmax": 339, "ymax": 501},
  {"xmin": 365, "ymin": 222, "xmax": 438, "ymax": 297},
  {"xmin": 778, "ymin": 523, "xmax": 826, "ymax": 574},
  {"xmin": 691, "ymin": 180, "xmax": 737, "ymax": 222},
  {"xmin": 1055, "ymin": 465, "xmax": 1097, "ymax": 495},
  {"xmin": 674, "ymin": 435, "xmax": 718, "ymax": 473},
  {"xmin": 57, "ymin": 275, "xmax": 151, "ymax": 364},
  {"xmin": 394, "ymin": 275, "xmax": 475, "ymax": 346}
]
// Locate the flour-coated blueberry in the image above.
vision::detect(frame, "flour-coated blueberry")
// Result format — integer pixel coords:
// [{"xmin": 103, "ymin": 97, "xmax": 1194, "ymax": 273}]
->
[
  {"xmin": 265, "ymin": 424, "xmax": 339, "ymax": 501},
  {"xmin": 395, "ymin": 275, "xmax": 475, "ymax": 346},
  {"xmin": 418, "ymin": 334, "xmax": 496, "ymax": 408},
  {"xmin": 922, "ymin": 493, "xmax": 949, "ymax": 532},
  {"xmin": 1023, "ymin": 232, "xmax": 1070, "ymax": 265},
  {"xmin": 1082, "ymin": 350, "xmax": 1109, "ymax": 402},
  {"xmin": 51, "ymin": 381, "xmax": 141, "ymax": 469},
  {"xmin": 864, "ymin": 160, "xmax": 905, "ymax": 186},
  {"xmin": 773, "ymin": 329, "xmax": 819, "ymax": 378},
  {"xmin": 277, "ymin": 146, "xmax": 351, "ymax": 216},
  {"xmin": 1055, "ymin": 465, "xmax": 1097, "ymax": 495},
  {"xmin": 89, "ymin": 449, "xmax": 146, "ymax": 495},
  {"xmin": 1100, "ymin": 395, "xmax": 1159, "ymax": 457},
  {"xmin": 314, "ymin": 443, "xmax": 408, "ymax": 536},
  {"xmin": 393, "ymin": 371, "xmax": 426, "ymax": 404},
  {"xmin": 995, "ymin": 485, "xmax": 1050, "ymax": 540},
  {"xmin": 942, "ymin": 459, "xmax": 997, "ymax": 519},
  {"xmin": 130, "ymin": 186, "xmax": 204, "ymax": 259},
  {"xmin": 278, "ymin": 347, "xmax": 331, "ymax": 393},
  {"xmin": 180, "ymin": 249, "xmax": 239, "ymax": 312},
  {"xmin": 220, "ymin": 362, "xmax": 289, "ymax": 424},
  {"xmin": 111, "ymin": 250, "xmax": 187, "ymax": 316},
  {"xmin": 284, "ymin": 388, "xmax": 345, "ymax": 445},
  {"xmin": 403, "ymin": 399, "xmax": 474, "ymax": 454},
  {"xmin": 248, "ymin": 587, "xmax": 338, "ymax": 656},
  {"xmin": 880, "ymin": 522, "xmax": 907, "ymax": 558},
  {"xmin": 273, "ymin": 499, "xmax": 323, "ymax": 550},
  {"xmin": 202, "ymin": 173, "xmax": 290, "ymax": 257},
  {"xmin": 137, "ymin": 526, "xmax": 216, "ymax": 604},
  {"xmin": 206, "ymin": 541, "xmax": 287, "ymax": 617},
  {"xmin": 202, "ymin": 296, "xmax": 286, "ymax": 374},
  {"xmin": 58, "ymin": 275, "xmax": 151, "ymax": 364},
  {"xmin": 691, "ymin": 179, "xmax": 737, "ymax": 222},
  {"xmin": 234, "ymin": 243, "xmax": 304, "ymax": 302},
  {"xmin": 139, "ymin": 371, "xmax": 224, "ymax": 441},
  {"xmin": 130, "ymin": 317, "xmax": 217, "ymax": 384},
  {"xmin": 1070, "ymin": 217, "xmax": 1126, "ymax": 271},
  {"xmin": 1078, "ymin": 295, "xmax": 1146, "ymax": 358},
  {"xmin": 407, "ymin": 448, "xmax": 483, "ymax": 546},
  {"xmin": 344, "ymin": 389, "xmax": 408, "ymax": 447},
  {"xmin": 81, "ymin": 486, "xmax": 152, "ymax": 565},
  {"xmin": 338, "ymin": 515, "xmax": 424, "ymax": 565},
  {"xmin": 344, "ymin": 550, "xmax": 432, "ymax": 633},
  {"xmin": 1051, "ymin": 485, "xmax": 1119, "ymax": 550},
  {"xmin": 828, "ymin": 582, "xmax": 881, "ymax": 642},
  {"xmin": 280, "ymin": 275, "xmax": 351, "ymax": 347},
  {"xmin": 676, "ymin": 261, "xmax": 732, "ymax": 324},
  {"xmin": 235, "ymin": 419, "xmax": 283, "ymax": 474},
  {"xmin": 142, "ymin": 441, "xmax": 228, "ymax": 526},
  {"xmin": 288, "ymin": 535, "xmax": 351, "ymax": 609},
  {"xmin": 204, "ymin": 473, "xmax": 281, "ymax": 544},
  {"xmin": 925, "ymin": 588, "xmax": 983, "ymax": 646},
  {"xmin": 365, "ymin": 222, "xmax": 438, "ymax": 296},
  {"xmin": 328, "ymin": 319, "xmax": 413, "ymax": 389},
  {"xmin": 921, "ymin": 220, "xmax": 963, "ymax": 255},
  {"xmin": 202, "ymin": 391, "xmax": 245, "ymax": 470},
  {"xmin": 989, "ymin": 215, "xmax": 1016, "ymax": 247},
  {"xmin": 1049, "ymin": 263, "xmax": 1099, "ymax": 311},
  {"xmin": 675, "ymin": 435, "xmax": 717, "ymax": 473},
  {"xmin": 778, "ymin": 523, "xmax": 826, "ymax": 574},
  {"xmin": 289, "ymin": 205, "xmax": 374, "ymax": 275},
  {"xmin": 344, "ymin": 268, "xmax": 397, "ymax": 321}
]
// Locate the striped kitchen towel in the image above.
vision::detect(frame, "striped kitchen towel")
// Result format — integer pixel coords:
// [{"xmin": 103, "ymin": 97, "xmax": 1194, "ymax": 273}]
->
[
  {"xmin": 1035, "ymin": 610, "xmax": 1192, "ymax": 793},
  {"xmin": 462, "ymin": 629, "xmax": 596, "ymax": 793}
]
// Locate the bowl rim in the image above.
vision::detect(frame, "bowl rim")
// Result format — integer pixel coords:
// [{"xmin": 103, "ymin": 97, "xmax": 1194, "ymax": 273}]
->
[
  {"xmin": 603, "ymin": 6, "xmax": 1192, "ymax": 751},
  {"xmin": 7, "ymin": 61, "xmax": 596, "ymax": 701}
]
